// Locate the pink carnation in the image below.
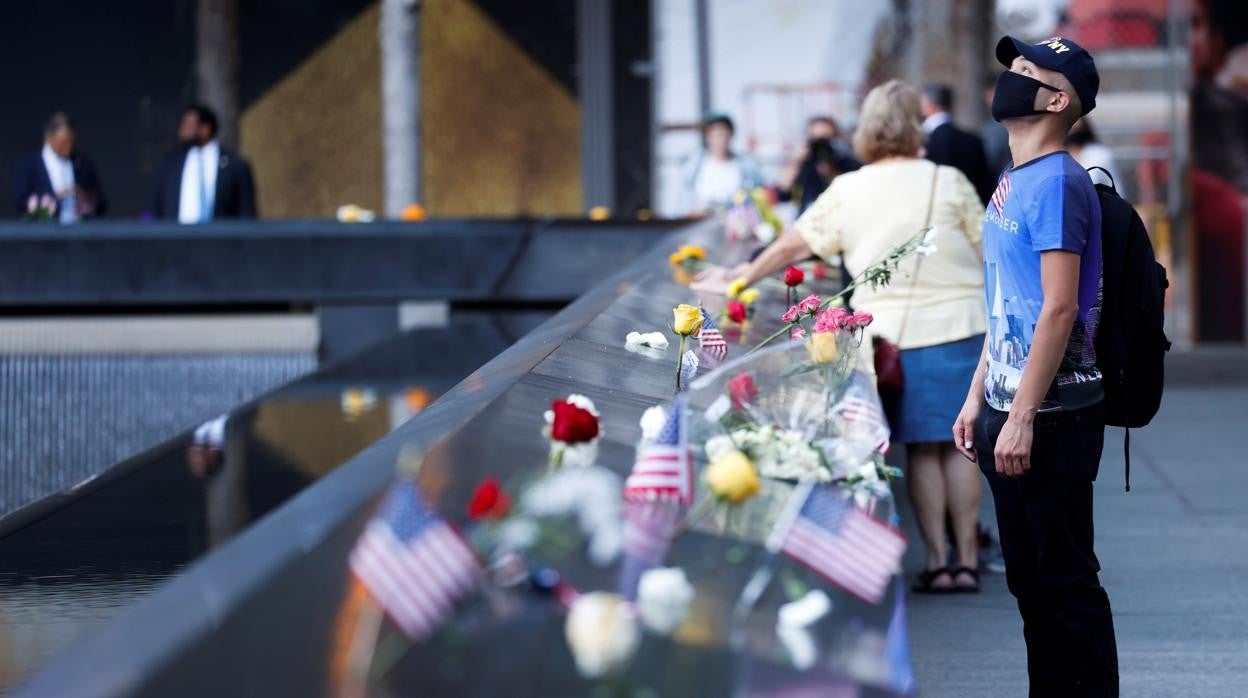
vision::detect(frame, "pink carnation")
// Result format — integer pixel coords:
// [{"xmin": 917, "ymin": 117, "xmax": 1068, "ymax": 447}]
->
[
  {"xmin": 780, "ymin": 305, "xmax": 801, "ymax": 324},
  {"xmin": 813, "ymin": 307, "xmax": 848, "ymax": 333},
  {"xmin": 849, "ymin": 310, "xmax": 874, "ymax": 329},
  {"xmin": 797, "ymin": 294, "xmax": 822, "ymax": 316},
  {"xmin": 789, "ymin": 325, "xmax": 807, "ymax": 340}
]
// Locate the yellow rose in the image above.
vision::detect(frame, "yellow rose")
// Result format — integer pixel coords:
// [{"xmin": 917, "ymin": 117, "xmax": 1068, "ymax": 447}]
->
[
  {"xmin": 589, "ymin": 206, "xmax": 611, "ymax": 221},
  {"xmin": 738, "ymin": 288, "xmax": 760, "ymax": 305},
  {"xmin": 673, "ymin": 304, "xmax": 702, "ymax": 336},
  {"xmin": 726, "ymin": 277, "xmax": 748, "ymax": 299},
  {"xmin": 806, "ymin": 331, "xmax": 839, "ymax": 364},
  {"xmin": 704, "ymin": 450, "xmax": 760, "ymax": 504},
  {"xmin": 681, "ymin": 244, "xmax": 706, "ymax": 261}
]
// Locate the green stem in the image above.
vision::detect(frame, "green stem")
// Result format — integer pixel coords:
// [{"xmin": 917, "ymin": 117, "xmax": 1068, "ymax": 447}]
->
[
  {"xmin": 368, "ymin": 629, "xmax": 412, "ymax": 680},
  {"xmin": 675, "ymin": 334, "xmax": 686, "ymax": 391},
  {"xmin": 747, "ymin": 228, "xmax": 928, "ymax": 355},
  {"xmin": 668, "ymin": 495, "xmax": 716, "ymax": 541}
]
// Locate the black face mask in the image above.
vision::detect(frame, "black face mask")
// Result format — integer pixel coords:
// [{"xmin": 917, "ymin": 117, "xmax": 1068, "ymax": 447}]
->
[{"xmin": 991, "ymin": 70, "xmax": 1065, "ymax": 122}]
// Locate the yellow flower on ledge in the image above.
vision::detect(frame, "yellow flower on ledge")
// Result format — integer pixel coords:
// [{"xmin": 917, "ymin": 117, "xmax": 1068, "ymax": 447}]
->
[
  {"xmin": 738, "ymin": 287, "xmax": 759, "ymax": 305},
  {"xmin": 705, "ymin": 450, "xmax": 760, "ymax": 504},
  {"xmin": 669, "ymin": 244, "xmax": 707, "ymax": 268},
  {"xmin": 673, "ymin": 304, "xmax": 703, "ymax": 336},
  {"xmin": 726, "ymin": 277, "xmax": 748, "ymax": 299},
  {"xmin": 806, "ymin": 332, "xmax": 840, "ymax": 364}
]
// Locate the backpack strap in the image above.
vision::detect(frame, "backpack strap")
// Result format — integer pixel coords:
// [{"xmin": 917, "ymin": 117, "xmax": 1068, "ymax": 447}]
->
[
  {"xmin": 1087, "ymin": 166, "xmax": 1117, "ymax": 193},
  {"xmin": 1123, "ymin": 378, "xmax": 1131, "ymax": 492},
  {"xmin": 1124, "ymin": 427, "xmax": 1131, "ymax": 492}
]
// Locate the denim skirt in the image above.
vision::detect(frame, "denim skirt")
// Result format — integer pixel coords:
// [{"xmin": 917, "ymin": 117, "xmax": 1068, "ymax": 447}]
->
[{"xmin": 887, "ymin": 334, "xmax": 985, "ymax": 444}]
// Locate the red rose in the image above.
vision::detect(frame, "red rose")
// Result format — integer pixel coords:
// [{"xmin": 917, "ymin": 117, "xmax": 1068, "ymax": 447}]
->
[
  {"xmin": 726, "ymin": 300, "xmax": 747, "ymax": 324},
  {"xmin": 728, "ymin": 372, "xmax": 758, "ymax": 410},
  {"xmin": 783, "ymin": 265, "xmax": 805, "ymax": 287},
  {"xmin": 468, "ymin": 476, "xmax": 511, "ymax": 520},
  {"xmin": 550, "ymin": 400, "xmax": 600, "ymax": 443},
  {"xmin": 812, "ymin": 263, "xmax": 828, "ymax": 281}
]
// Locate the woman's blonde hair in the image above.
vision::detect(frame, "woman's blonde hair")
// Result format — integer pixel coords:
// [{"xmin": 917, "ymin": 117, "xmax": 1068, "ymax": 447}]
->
[{"xmin": 852, "ymin": 80, "xmax": 924, "ymax": 163}]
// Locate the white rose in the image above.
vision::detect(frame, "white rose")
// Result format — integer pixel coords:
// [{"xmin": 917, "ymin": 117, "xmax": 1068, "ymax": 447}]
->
[
  {"xmin": 565, "ymin": 393, "xmax": 599, "ymax": 416},
  {"xmin": 777, "ymin": 625, "xmax": 817, "ymax": 670},
  {"xmin": 777, "ymin": 589, "xmax": 832, "ymax": 629},
  {"xmin": 637, "ymin": 567, "xmax": 695, "ymax": 635},
  {"xmin": 626, "ymin": 331, "xmax": 669, "ymax": 349},
  {"xmin": 565, "ymin": 592, "xmax": 640, "ymax": 678},
  {"xmin": 639, "ymin": 405, "xmax": 668, "ymax": 441}
]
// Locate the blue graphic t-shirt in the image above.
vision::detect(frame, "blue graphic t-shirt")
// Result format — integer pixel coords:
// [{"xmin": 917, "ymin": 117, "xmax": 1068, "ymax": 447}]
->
[{"xmin": 982, "ymin": 152, "xmax": 1102, "ymax": 412}]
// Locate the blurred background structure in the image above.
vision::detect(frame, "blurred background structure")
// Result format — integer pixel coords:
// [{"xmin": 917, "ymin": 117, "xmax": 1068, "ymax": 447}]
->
[{"xmin": 0, "ymin": 0, "xmax": 1245, "ymax": 694}]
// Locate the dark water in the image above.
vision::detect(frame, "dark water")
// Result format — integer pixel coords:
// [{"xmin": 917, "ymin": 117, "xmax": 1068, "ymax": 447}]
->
[
  {"xmin": 0, "ymin": 312, "xmax": 549, "ymax": 692},
  {"xmin": 0, "ymin": 353, "xmax": 315, "ymax": 516}
]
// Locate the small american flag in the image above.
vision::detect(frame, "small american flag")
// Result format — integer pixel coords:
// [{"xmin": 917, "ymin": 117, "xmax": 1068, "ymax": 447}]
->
[
  {"xmin": 990, "ymin": 171, "xmax": 1012, "ymax": 215},
  {"xmin": 624, "ymin": 399, "xmax": 694, "ymax": 505},
  {"xmin": 622, "ymin": 499, "xmax": 683, "ymax": 565},
  {"xmin": 350, "ymin": 481, "xmax": 482, "ymax": 640},
  {"xmin": 696, "ymin": 309, "xmax": 728, "ymax": 368},
  {"xmin": 832, "ymin": 373, "xmax": 891, "ymax": 454},
  {"xmin": 780, "ymin": 485, "xmax": 906, "ymax": 604}
]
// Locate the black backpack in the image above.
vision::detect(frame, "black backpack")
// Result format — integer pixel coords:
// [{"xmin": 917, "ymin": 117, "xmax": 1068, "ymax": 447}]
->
[{"xmin": 1089, "ymin": 168, "xmax": 1171, "ymax": 490}]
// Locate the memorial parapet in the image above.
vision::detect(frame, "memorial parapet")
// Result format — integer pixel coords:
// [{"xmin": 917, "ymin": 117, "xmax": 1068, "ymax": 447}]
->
[{"xmin": 16, "ymin": 219, "xmax": 912, "ymax": 697}]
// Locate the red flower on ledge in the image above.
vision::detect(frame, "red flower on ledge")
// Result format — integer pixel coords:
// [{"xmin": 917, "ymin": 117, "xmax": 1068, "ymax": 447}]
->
[
  {"xmin": 783, "ymin": 265, "xmax": 805, "ymax": 287},
  {"xmin": 550, "ymin": 400, "xmax": 600, "ymax": 443},
  {"xmin": 468, "ymin": 476, "xmax": 511, "ymax": 520},
  {"xmin": 728, "ymin": 372, "xmax": 758, "ymax": 410}
]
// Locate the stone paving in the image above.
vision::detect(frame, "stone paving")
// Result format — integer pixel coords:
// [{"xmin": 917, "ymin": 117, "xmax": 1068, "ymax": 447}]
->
[{"xmin": 902, "ymin": 349, "xmax": 1248, "ymax": 697}]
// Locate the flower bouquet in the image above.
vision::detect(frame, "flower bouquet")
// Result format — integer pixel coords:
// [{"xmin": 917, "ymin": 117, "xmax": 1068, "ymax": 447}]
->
[{"xmin": 23, "ymin": 194, "xmax": 58, "ymax": 222}]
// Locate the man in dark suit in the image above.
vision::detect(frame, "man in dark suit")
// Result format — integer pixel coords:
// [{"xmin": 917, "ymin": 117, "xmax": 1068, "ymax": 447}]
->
[
  {"xmin": 921, "ymin": 84, "xmax": 994, "ymax": 204},
  {"xmin": 150, "ymin": 105, "xmax": 256, "ymax": 222},
  {"xmin": 12, "ymin": 112, "xmax": 107, "ymax": 222}
]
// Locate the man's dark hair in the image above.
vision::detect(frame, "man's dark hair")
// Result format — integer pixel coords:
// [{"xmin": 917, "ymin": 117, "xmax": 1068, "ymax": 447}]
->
[
  {"xmin": 1205, "ymin": 0, "xmax": 1248, "ymax": 50},
  {"xmin": 45, "ymin": 111, "xmax": 74, "ymax": 136},
  {"xmin": 185, "ymin": 104, "xmax": 219, "ymax": 138},
  {"xmin": 922, "ymin": 84, "xmax": 954, "ymax": 111}
]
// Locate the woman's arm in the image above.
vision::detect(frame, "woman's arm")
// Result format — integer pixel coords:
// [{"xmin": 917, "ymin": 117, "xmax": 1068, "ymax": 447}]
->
[{"xmin": 691, "ymin": 227, "xmax": 813, "ymax": 295}]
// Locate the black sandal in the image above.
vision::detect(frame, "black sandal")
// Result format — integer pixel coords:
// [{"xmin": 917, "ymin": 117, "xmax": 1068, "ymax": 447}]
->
[
  {"xmin": 949, "ymin": 566, "xmax": 981, "ymax": 593},
  {"xmin": 912, "ymin": 568, "xmax": 955, "ymax": 594}
]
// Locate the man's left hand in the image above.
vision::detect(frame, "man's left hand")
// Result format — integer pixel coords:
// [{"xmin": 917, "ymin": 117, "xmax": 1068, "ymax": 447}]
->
[{"xmin": 994, "ymin": 418, "xmax": 1033, "ymax": 477}]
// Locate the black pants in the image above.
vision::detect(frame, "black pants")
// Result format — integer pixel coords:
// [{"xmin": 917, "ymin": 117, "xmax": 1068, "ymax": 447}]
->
[{"xmin": 975, "ymin": 403, "xmax": 1119, "ymax": 697}]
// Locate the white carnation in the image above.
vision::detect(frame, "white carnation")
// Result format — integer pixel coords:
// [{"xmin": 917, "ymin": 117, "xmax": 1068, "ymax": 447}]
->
[
  {"xmin": 639, "ymin": 405, "xmax": 668, "ymax": 441},
  {"xmin": 637, "ymin": 567, "xmax": 695, "ymax": 635}
]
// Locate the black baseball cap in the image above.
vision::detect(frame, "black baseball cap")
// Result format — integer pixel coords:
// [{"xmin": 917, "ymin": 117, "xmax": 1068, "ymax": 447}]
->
[{"xmin": 996, "ymin": 35, "xmax": 1099, "ymax": 116}]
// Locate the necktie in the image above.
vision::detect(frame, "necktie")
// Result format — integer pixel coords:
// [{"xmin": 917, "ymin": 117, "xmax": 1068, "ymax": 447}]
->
[{"xmin": 200, "ymin": 151, "xmax": 211, "ymax": 223}]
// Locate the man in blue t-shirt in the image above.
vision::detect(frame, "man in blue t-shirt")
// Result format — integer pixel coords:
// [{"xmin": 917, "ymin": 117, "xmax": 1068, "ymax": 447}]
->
[{"xmin": 953, "ymin": 36, "xmax": 1119, "ymax": 695}]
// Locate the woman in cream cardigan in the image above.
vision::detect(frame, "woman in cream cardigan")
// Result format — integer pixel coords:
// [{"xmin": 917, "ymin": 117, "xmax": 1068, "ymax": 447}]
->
[{"xmin": 696, "ymin": 80, "xmax": 987, "ymax": 593}]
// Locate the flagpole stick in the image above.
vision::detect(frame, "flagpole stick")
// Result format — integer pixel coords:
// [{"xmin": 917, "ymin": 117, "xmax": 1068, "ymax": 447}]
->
[
  {"xmin": 728, "ymin": 481, "xmax": 815, "ymax": 697},
  {"xmin": 341, "ymin": 595, "xmax": 384, "ymax": 698},
  {"xmin": 729, "ymin": 481, "xmax": 814, "ymax": 641}
]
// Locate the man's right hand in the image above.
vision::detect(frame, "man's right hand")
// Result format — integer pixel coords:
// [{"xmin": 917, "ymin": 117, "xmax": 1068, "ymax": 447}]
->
[{"xmin": 953, "ymin": 399, "xmax": 981, "ymax": 462}]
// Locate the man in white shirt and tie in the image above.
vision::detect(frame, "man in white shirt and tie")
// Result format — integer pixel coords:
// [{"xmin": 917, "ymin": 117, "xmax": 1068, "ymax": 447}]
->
[
  {"xmin": 12, "ymin": 112, "xmax": 107, "ymax": 221},
  {"xmin": 149, "ymin": 105, "xmax": 257, "ymax": 222}
]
